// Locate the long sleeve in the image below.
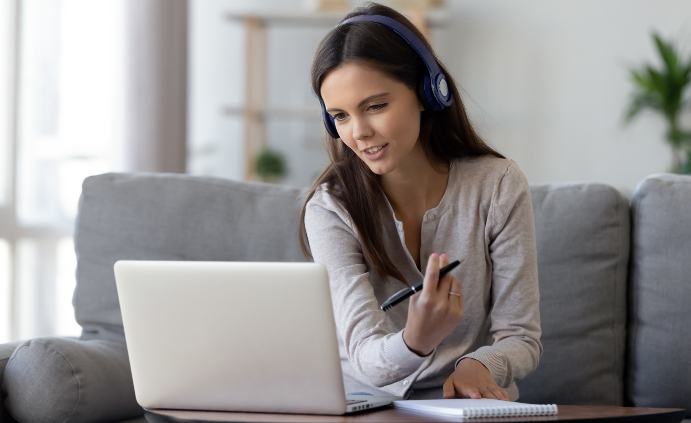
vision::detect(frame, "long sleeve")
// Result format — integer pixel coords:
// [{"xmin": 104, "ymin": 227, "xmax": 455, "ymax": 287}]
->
[
  {"xmin": 304, "ymin": 156, "xmax": 542, "ymax": 399},
  {"xmin": 304, "ymin": 189, "xmax": 433, "ymax": 388},
  {"xmin": 459, "ymin": 161, "xmax": 543, "ymax": 388}
]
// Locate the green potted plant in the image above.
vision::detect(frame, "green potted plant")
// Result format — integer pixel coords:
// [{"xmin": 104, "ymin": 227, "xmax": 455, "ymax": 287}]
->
[
  {"xmin": 624, "ymin": 32, "xmax": 691, "ymax": 174},
  {"xmin": 255, "ymin": 148, "xmax": 287, "ymax": 183}
]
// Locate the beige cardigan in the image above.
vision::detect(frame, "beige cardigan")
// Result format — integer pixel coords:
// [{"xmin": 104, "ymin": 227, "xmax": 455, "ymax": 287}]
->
[{"xmin": 304, "ymin": 154, "xmax": 542, "ymax": 401}]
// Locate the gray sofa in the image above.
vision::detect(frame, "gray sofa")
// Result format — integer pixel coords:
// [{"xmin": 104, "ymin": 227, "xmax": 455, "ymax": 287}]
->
[{"xmin": 0, "ymin": 171, "xmax": 689, "ymax": 423}]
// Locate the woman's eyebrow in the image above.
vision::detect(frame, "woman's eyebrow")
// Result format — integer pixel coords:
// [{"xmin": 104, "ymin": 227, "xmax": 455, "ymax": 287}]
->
[{"xmin": 326, "ymin": 92, "xmax": 390, "ymax": 113}]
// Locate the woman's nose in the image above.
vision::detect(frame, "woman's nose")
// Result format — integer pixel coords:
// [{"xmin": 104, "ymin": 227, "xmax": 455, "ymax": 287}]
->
[{"xmin": 352, "ymin": 116, "xmax": 374, "ymax": 140}]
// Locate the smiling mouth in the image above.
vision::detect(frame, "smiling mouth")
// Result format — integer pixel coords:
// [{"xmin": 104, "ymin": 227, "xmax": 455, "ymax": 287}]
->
[{"xmin": 363, "ymin": 144, "xmax": 388, "ymax": 154}]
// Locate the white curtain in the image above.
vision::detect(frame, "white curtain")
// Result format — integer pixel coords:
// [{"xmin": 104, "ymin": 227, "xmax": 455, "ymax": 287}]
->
[
  {"xmin": 122, "ymin": 0, "xmax": 188, "ymax": 173},
  {"xmin": 0, "ymin": 0, "xmax": 189, "ymax": 344}
]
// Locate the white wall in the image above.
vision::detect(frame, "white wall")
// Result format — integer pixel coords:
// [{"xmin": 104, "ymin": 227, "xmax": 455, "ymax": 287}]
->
[
  {"xmin": 440, "ymin": 0, "xmax": 691, "ymax": 198},
  {"xmin": 189, "ymin": 0, "xmax": 691, "ymax": 197}
]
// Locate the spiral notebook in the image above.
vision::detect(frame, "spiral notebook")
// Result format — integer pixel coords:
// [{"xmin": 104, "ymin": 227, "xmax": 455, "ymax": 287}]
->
[{"xmin": 394, "ymin": 399, "xmax": 558, "ymax": 418}]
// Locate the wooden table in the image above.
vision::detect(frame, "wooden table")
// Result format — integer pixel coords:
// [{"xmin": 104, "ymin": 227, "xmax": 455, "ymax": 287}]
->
[{"xmin": 144, "ymin": 405, "xmax": 686, "ymax": 423}]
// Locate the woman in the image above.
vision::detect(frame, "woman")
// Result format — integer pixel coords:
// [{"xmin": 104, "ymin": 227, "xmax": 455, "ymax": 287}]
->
[{"xmin": 299, "ymin": 2, "xmax": 541, "ymax": 402}]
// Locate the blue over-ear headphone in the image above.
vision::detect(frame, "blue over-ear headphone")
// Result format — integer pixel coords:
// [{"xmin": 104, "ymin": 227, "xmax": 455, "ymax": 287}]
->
[{"xmin": 319, "ymin": 14, "xmax": 454, "ymax": 139}]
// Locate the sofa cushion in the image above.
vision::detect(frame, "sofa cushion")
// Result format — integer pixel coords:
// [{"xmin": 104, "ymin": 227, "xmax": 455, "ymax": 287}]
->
[
  {"xmin": 73, "ymin": 173, "xmax": 310, "ymax": 342},
  {"xmin": 1, "ymin": 337, "xmax": 142, "ymax": 423},
  {"xmin": 627, "ymin": 173, "xmax": 691, "ymax": 417},
  {"xmin": 516, "ymin": 183, "xmax": 629, "ymax": 406}
]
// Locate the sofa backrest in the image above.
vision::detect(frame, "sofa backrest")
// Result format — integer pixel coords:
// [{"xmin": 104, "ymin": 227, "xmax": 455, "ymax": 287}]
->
[
  {"xmin": 73, "ymin": 173, "xmax": 634, "ymax": 407},
  {"xmin": 73, "ymin": 173, "xmax": 310, "ymax": 342},
  {"xmin": 627, "ymin": 174, "xmax": 691, "ymax": 417},
  {"xmin": 516, "ymin": 183, "xmax": 630, "ymax": 406}
]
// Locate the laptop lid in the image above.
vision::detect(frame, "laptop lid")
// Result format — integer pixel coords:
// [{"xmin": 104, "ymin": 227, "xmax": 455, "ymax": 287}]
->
[{"xmin": 114, "ymin": 260, "xmax": 348, "ymax": 415}]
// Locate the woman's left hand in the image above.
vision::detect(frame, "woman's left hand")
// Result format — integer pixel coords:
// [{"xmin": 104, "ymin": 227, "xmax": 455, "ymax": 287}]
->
[{"xmin": 442, "ymin": 358, "xmax": 510, "ymax": 401}]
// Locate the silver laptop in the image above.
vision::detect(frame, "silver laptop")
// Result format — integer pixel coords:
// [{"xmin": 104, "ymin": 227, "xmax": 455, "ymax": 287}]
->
[{"xmin": 114, "ymin": 260, "xmax": 398, "ymax": 415}]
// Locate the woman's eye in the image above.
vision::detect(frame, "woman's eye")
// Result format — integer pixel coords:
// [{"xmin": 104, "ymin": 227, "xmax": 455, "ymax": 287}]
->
[
  {"xmin": 369, "ymin": 103, "xmax": 387, "ymax": 111},
  {"xmin": 333, "ymin": 113, "xmax": 346, "ymax": 122}
]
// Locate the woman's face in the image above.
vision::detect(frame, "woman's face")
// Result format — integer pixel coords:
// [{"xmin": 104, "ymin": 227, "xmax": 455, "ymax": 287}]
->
[{"xmin": 320, "ymin": 62, "xmax": 424, "ymax": 176}]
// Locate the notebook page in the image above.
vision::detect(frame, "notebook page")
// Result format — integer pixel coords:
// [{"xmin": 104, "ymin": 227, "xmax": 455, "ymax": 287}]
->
[{"xmin": 393, "ymin": 399, "xmax": 558, "ymax": 417}]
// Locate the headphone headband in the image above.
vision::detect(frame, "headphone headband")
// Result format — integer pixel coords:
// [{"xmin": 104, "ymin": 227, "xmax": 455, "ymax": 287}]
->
[
  {"xmin": 320, "ymin": 14, "xmax": 454, "ymax": 139},
  {"xmin": 337, "ymin": 15, "xmax": 443, "ymax": 84}
]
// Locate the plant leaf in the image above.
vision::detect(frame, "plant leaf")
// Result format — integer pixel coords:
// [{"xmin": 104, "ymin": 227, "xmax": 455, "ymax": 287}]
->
[
  {"xmin": 624, "ymin": 92, "xmax": 659, "ymax": 123},
  {"xmin": 630, "ymin": 69, "xmax": 652, "ymax": 90},
  {"xmin": 653, "ymin": 32, "xmax": 679, "ymax": 77},
  {"xmin": 624, "ymin": 31, "xmax": 691, "ymax": 134}
]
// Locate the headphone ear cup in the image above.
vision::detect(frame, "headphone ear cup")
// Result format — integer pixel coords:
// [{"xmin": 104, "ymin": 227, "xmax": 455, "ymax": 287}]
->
[
  {"xmin": 419, "ymin": 73, "xmax": 442, "ymax": 111},
  {"xmin": 326, "ymin": 114, "xmax": 339, "ymax": 139},
  {"xmin": 320, "ymin": 98, "xmax": 340, "ymax": 139}
]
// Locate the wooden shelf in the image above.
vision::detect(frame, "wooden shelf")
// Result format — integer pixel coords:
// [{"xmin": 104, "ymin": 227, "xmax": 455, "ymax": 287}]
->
[
  {"xmin": 226, "ymin": 12, "xmax": 344, "ymax": 27},
  {"xmin": 222, "ymin": 106, "xmax": 322, "ymax": 120},
  {"xmin": 227, "ymin": 8, "xmax": 449, "ymax": 181},
  {"xmin": 226, "ymin": 10, "xmax": 449, "ymax": 28}
]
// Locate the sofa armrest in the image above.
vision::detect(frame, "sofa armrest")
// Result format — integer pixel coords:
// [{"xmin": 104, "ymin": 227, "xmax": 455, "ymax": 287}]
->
[
  {"xmin": 2, "ymin": 337, "xmax": 143, "ymax": 423},
  {"xmin": 1, "ymin": 341, "xmax": 23, "ymax": 423}
]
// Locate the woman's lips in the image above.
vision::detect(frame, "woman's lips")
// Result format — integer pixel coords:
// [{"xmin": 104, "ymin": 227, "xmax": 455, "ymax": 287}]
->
[{"xmin": 363, "ymin": 143, "xmax": 388, "ymax": 160}]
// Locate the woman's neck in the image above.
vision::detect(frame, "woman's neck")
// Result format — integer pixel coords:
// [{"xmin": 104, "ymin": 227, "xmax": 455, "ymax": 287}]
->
[{"xmin": 380, "ymin": 144, "xmax": 450, "ymax": 219}]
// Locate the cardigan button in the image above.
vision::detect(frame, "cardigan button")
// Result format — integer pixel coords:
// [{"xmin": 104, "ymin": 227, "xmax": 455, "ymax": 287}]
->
[
  {"xmin": 403, "ymin": 379, "xmax": 410, "ymax": 386},
  {"xmin": 427, "ymin": 212, "xmax": 435, "ymax": 220}
]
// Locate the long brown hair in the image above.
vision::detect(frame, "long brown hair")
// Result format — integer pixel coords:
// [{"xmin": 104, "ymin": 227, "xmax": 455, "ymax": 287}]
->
[{"xmin": 298, "ymin": 2, "xmax": 503, "ymax": 286}]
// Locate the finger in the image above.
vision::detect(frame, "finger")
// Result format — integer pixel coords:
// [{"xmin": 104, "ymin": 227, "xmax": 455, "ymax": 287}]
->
[
  {"xmin": 450, "ymin": 263, "xmax": 462, "ymax": 292},
  {"xmin": 407, "ymin": 289, "xmax": 417, "ymax": 310},
  {"xmin": 464, "ymin": 388, "xmax": 482, "ymax": 400},
  {"xmin": 479, "ymin": 388, "xmax": 498, "ymax": 400},
  {"xmin": 488, "ymin": 385, "xmax": 508, "ymax": 401},
  {"xmin": 449, "ymin": 276, "xmax": 463, "ymax": 309},
  {"xmin": 423, "ymin": 253, "xmax": 440, "ymax": 294},
  {"xmin": 440, "ymin": 252, "xmax": 449, "ymax": 267},
  {"xmin": 442, "ymin": 379, "xmax": 456, "ymax": 399},
  {"xmin": 436, "ymin": 253, "xmax": 452, "ymax": 294}
]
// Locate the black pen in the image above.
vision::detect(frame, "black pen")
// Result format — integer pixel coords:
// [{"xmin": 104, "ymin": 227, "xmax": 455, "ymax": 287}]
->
[{"xmin": 380, "ymin": 260, "xmax": 461, "ymax": 311}]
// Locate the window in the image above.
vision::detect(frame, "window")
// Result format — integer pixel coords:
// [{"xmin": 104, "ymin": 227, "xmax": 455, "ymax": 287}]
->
[
  {"xmin": 0, "ymin": 0, "xmax": 123, "ymax": 343},
  {"xmin": 0, "ymin": 240, "xmax": 10, "ymax": 341},
  {"xmin": 0, "ymin": 0, "xmax": 18, "ymax": 343}
]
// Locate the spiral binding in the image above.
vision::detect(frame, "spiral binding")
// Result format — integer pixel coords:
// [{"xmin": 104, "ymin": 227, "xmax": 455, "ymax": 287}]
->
[{"xmin": 462, "ymin": 404, "xmax": 558, "ymax": 417}]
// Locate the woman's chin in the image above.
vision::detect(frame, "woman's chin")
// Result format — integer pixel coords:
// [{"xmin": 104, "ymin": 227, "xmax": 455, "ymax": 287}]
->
[{"xmin": 365, "ymin": 161, "xmax": 393, "ymax": 176}]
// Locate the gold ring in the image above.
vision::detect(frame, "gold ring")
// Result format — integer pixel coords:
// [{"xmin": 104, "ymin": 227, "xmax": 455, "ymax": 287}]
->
[{"xmin": 448, "ymin": 291, "xmax": 462, "ymax": 297}]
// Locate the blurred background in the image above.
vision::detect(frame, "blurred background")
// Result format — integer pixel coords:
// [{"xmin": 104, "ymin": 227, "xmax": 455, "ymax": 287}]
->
[{"xmin": 0, "ymin": 0, "xmax": 689, "ymax": 344}]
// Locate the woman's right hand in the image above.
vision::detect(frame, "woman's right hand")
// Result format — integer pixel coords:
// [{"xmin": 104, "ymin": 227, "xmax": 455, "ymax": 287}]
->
[{"xmin": 402, "ymin": 253, "xmax": 464, "ymax": 356}]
